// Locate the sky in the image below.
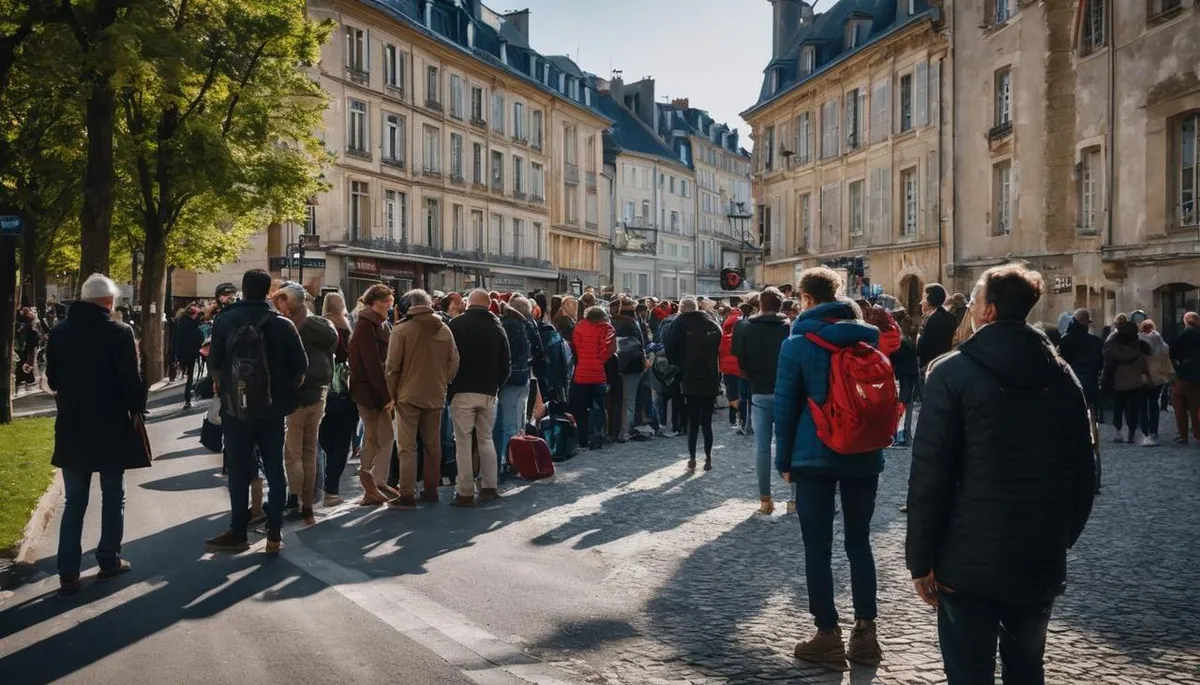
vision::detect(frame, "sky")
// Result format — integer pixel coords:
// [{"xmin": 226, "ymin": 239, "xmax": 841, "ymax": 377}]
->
[{"xmin": 494, "ymin": 0, "xmax": 831, "ymax": 150}]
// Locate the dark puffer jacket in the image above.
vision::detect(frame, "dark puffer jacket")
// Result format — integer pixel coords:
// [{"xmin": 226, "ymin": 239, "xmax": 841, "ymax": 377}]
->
[
  {"xmin": 906, "ymin": 321, "xmax": 1096, "ymax": 605},
  {"xmin": 1059, "ymin": 319, "xmax": 1103, "ymax": 397},
  {"xmin": 731, "ymin": 312, "xmax": 790, "ymax": 395},
  {"xmin": 666, "ymin": 310, "xmax": 722, "ymax": 397}
]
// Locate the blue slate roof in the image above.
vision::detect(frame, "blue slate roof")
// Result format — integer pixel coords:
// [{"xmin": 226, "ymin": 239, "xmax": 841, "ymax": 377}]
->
[
  {"xmin": 597, "ymin": 93, "xmax": 687, "ymax": 169},
  {"xmin": 360, "ymin": 0, "xmax": 607, "ymax": 122},
  {"xmin": 656, "ymin": 104, "xmax": 750, "ymax": 160},
  {"xmin": 743, "ymin": 0, "xmax": 937, "ymax": 117}
]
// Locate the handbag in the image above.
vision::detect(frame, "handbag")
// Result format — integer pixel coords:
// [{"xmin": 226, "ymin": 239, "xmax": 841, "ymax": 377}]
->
[{"xmin": 131, "ymin": 412, "xmax": 153, "ymax": 463}]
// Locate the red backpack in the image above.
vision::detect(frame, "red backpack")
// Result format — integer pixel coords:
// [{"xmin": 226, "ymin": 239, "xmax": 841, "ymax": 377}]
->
[
  {"xmin": 508, "ymin": 434, "xmax": 555, "ymax": 480},
  {"xmin": 804, "ymin": 331, "xmax": 904, "ymax": 454}
]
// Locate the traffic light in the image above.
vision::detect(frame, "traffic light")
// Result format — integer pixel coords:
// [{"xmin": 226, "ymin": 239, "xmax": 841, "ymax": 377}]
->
[{"xmin": 720, "ymin": 267, "xmax": 744, "ymax": 291}]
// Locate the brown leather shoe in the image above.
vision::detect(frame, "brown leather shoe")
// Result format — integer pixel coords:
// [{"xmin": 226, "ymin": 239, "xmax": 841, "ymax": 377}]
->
[
  {"xmin": 205, "ymin": 529, "xmax": 250, "ymax": 553},
  {"xmin": 450, "ymin": 494, "xmax": 476, "ymax": 508},
  {"xmin": 479, "ymin": 488, "xmax": 500, "ymax": 502},
  {"xmin": 388, "ymin": 495, "xmax": 418, "ymax": 510},
  {"xmin": 96, "ymin": 559, "xmax": 132, "ymax": 581},
  {"xmin": 794, "ymin": 627, "xmax": 847, "ymax": 671},
  {"xmin": 846, "ymin": 620, "xmax": 882, "ymax": 667}
]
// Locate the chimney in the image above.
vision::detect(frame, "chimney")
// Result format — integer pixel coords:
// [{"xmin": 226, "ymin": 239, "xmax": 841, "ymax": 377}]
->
[
  {"xmin": 503, "ymin": 9, "xmax": 530, "ymax": 43},
  {"xmin": 610, "ymin": 72, "xmax": 625, "ymax": 106},
  {"xmin": 768, "ymin": 0, "xmax": 802, "ymax": 60},
  {"xmin": 800, "ymin": 1, "xmax": 814, "ymax": 25},
  {"xmin": 671, "ymin": 98, "xmax": 690, "ymax": 110}
]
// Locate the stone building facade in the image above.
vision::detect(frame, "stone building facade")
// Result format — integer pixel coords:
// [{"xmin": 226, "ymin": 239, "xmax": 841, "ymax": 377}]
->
[{"xmin": 744, "ymin": 0, "xmax": 948, "ymax": 315}]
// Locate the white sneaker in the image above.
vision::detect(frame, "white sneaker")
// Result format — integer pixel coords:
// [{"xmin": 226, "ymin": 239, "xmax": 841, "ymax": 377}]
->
[
  {"xmin": 1142, "ymin": 435, "xmax": 1160, "ymax": 447},
  {"xmin": 1112, "ymin": 434, "xmax": 1127, "ymax": 444}
]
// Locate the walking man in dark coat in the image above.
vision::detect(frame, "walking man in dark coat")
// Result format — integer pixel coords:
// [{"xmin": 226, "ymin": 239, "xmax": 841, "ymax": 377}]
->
[{"xmin": 46, "ymin": 274, "xmax": 149, "ymax": 596}]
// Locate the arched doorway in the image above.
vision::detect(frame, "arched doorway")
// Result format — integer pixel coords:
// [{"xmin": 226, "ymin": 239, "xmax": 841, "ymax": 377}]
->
[
  {"xmin": 1157, "ymin": 283, "xmax": 1199, "ymax": 339},
  {"xmin": 900, "ymin": 274, "xmax": 923, "ymax": 318}
]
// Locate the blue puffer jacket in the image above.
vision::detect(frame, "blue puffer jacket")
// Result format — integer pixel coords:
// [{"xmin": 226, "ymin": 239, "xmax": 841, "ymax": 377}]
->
[{"xmin": 774, "ymin": 301, "xmax": 885, "ymax": 479}]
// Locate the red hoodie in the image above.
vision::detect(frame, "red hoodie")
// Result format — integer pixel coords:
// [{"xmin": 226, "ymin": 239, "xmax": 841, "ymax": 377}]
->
[
  {"xmin": 571, "ymin": 316, "xmax": 616, "ymax": 385},
  {"xmin": 719, "ymin": 311, "xmax": 743, "ymax": 376}
]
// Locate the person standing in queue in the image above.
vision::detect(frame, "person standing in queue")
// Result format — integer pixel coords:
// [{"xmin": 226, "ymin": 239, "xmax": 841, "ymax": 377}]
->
[{"xmin": 349, "ymin": 284, "xmax": 399, "ymax": 505}]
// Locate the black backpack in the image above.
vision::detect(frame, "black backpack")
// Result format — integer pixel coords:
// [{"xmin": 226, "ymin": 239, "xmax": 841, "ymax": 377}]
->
[{"xmin": 221, "ymin": 311, "xmax": 275, "ymax": 420}]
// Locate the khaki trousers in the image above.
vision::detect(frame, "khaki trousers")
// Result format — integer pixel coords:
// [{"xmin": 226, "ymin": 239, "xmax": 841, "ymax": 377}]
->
[
  {"xmin": 357, "ymin": 404, "xmax": 394, "ymax": 488},
  {"xmin": 449, "ymin": 393, "xmax": 498, "ymax": 497},
  {"xmin": 285, "ymin": 400, "xmax": 325, "ymax": 509},
  {"xmin": 395, "ymin": 402, "xmax": 443, "ymax": 498}
]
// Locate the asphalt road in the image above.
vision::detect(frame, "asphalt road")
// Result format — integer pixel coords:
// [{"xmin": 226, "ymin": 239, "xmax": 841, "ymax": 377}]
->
[{"xmin": 3, "ymin": 395, "xmax": 1199, "ymax": 685}]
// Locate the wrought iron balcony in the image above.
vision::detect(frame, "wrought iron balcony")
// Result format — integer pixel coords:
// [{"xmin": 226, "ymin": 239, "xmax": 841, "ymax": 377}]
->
[
  {"xmin": 422, "ymin": 167, "xmax": 442, "ymax": 179},
  {"xmin": 585, "ymin": 171, "xmax": 597, "ymax": 193},
  {"xmin": 988, "ymin": 120, "xmax": 1013, "ymax": 141},
  {"xmin": 425, "ymin": 98, "xmax": 443, "ymax": 113},
  {"xmin": 530, "ymin": 193, "xmax": 545, "ymax": 204},
  {"xmin": 613, "ymin": 232, "xmax": 656, "ymax": 254},
  {"xmin": 512, "ymin": 190, "xmax": 527, "ymax": 200},
  {"xmin": 345, "ymin": 147, "xmax": 372, "ymax": 162},
  {"xmin": 450, "ymin": 173, "xmax": 465, "ymax": 185},
  {"xmin": 382, "ymin": 157, "xmax": 405, "ymax": 170},
  {"xmin": 470, "ymin": 116, "xmax": 487, "ymax": 130},
  {"xmin": 564, "ymin": 163, "xmax": 579, "ymax": 186}
]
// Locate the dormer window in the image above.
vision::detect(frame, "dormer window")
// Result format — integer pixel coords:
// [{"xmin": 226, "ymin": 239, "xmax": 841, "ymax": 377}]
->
[
  {"xmin": 558, "ymin": 73, "xmax": 566, "ymax": 93},
  {"xmin": 846, "ymin": 19, "xmax": 870, "ymax": 48},
  {"xmin": 500, "ymin": 41, "xmax": 508, "ymax": 65},
  {"xmin": 800, "ymin": 47, "xmax": 816, "ymax": 77},
  {"xmin": 770, "ymin": 69, "xmax": 780, "ymax": 94}
]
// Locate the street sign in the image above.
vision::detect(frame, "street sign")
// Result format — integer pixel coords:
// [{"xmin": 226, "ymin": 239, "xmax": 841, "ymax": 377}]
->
[
  {"xmin": 298, "ymin": 233, "xmax": 319, "ymax": 249},
  {"xmin": 0, "ymin": 214, "xmax": 24, "ymax": 236}
]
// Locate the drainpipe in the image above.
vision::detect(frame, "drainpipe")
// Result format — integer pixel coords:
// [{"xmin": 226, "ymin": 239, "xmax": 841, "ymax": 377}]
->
[
  {"xmin": 945, "ymin": 4, "xmax": 955, "ymax": 287},
  {"xmin": 1105, "ymin": 2, "xmax": 1116, "ymax": 249}
]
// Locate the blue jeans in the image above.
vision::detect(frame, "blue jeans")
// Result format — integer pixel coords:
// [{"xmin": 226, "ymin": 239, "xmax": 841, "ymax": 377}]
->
[
  {"xmin": 223, "ymin": 415, "xmax": 287, "ymax": 536},
  {"xmin": 570, "ymin": 382, "xmax": 608, "ymax": 445},
  {"xmin": 620, "ymin": 372, "xmax": 643, "ymax": 439},
  {"xmin": 495, "ymin": 383, "xmax": 530, "ymax": 466},
  {"xmin": 938, "ymin": 593, "xmax": 1053, "ymax": 685},
  {"xmin": 793, "ymin": 473, "xmax": 879, "ymax": 631},
  {"xmin": 751, "ymin": 394, "xmax": 775, "ymax": 497},
  {"xmin": 58, "ymin": 469, "xmax": 125, "ymax": 578},
  {"xmin": 739, "ymin": 378, "xmax": 753, "ymax": 432}
]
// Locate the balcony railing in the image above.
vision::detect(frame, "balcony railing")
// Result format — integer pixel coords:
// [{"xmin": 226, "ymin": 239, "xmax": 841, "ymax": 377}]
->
[
  {"xmin": 585, "ymin": 171, "xmax": 597, "ymax": 193},
  {"xmin": 491, "ymin": 179, "xmax": 504, "ymax": 193},
  {"xmin": 988, "ymin": 120, "xmax": 1013, "ymax": 141},
  {"xmin": 531, "ymin": 139, "xmax": 543, "ymax": 152},
  {"xmin": 564, "ymin": 162, "xmax": 580, "ymax": 186},
  {"xmin": 425, "ymin": 98, "xmax": 443, "ymax": 113},
  {"xmin": 613, "ymin": 232, "xmax": 656, "ymax": 254},
  {"xmin": 530, "ymin": 193, "xmax": 545, "ymax": 204},
  {"xmin": 345, "ymin": 147, "xmax": 372, "ymax": 162},
  {"xmin": 512, "ymin": 190, "xmax": 527, "ymax": 200},
  {"xmin": 585, "ymin": 221, "xmax": 598, "ymax": 232},
  {"xmin": 470, "ymin": 116, "xmax": 487, "ymax": 130},
  {"xmin": 622, "ymin": 216, "xmax": 652, "ymax": 229},
  {"xmin": 450, "ymin": 172, "xmax": 465, "ymax": 185},
  {"xmin": 511, "ymin": 134, "xmax": 528, "ymax": 146},
  {"xmin": 346, "ymin": 237, "xmax": 553, "ymax": 271},
  {"xmin": 346, "ymin": 66, "xmax": 369, "ymax": 85},
  {"xmin": 382, "ymin": 156, "xmax": 405, "ymax": 170},
  {"xmin": 422, "ymin": 167, "xmax": 442, "ymax": 179}
]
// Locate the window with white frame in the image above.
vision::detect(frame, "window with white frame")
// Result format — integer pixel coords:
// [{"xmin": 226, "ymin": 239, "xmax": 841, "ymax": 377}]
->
[
  {"xmin": 534, "ymin": 222, "xmax": 544, "ymax": 260},
  {"xmin": 348, "ymin": 100, "xmax": 368, "ymax": 154},
  {"xmin": 452, "ymin": 204, "xmax": 464, "ymax": 251},
  {"xmin": 512, "ymin": 218, "xmax": 524, "ymax": 258},
  {"xmin": 1177, "ymin": 113, "xmax": 1198, "ymax": 226},
  {"xmin": 492, "ymin": 93, "xmax": 505, "ymax": 133},
  {"xmin": 472, "ymin": 142, "xmax": 483, "ymax": 184},
  {"xmin": 349, "ymin": 180, "xmax": 368, "ymax": 241},
  {"xmin": 384, "ymin": 189, "xmax": 407, "ymax": 241},
  {"xmin": 849, "ymin": 180, "xmax": 865, "ymax": 237},
  {"xmin": 993, "ymin": 161, "xmax": 1013, "ymax": 235},
  {"xmin": 472, "ymin": 209, "xmax": 485, "ymax": 251},
  {"xmin": 995, "ymin": 0, "xmax": 1011, "ymax": 24},
  {"xmin": 901, "ymin": 167, "xmax": 919, "ymax": 236},
  {"xmin": 514, "ymin": 101, "xmax": 525, "ymax": 140},
  {"xmin": 450, "ymin": 74, "xmax": 463, "ymax": 118},
  {"xmin": 870, "ymin": 79, "xmax": 890, "ymax": 144},
  {"xmin": 345, "ymin": 26, "xmax": 366, "ymax": 73},
  {"xmin": 490, "ymin": 213, "xmax": 503, "ymax": 254},
  {"xmin": 514, "ymin": 156, "xmax": 525, "ymax": 194},
  {"xmin": 820, "ymin": 99, "xmax": 840, "ymax": 158},
  {"xmin": 623, "ymin": 200, "xmax": 635, "ymax": 221},
  {"xmin": 1149, "ymin": 0, "xmax": 1182, "ymax": 22},
  {"xmin": 764, "ymin": 125, "xmax": 775, "ymax": 170},
  {"xmin": 450, "ymin": 132, "xmax": 463, "ymax": 179},
  {"xmin": 800, "ymin": 46, "xmax": 815, "ymax": 77},
  {"xmin": 994, "ymin": 68, "xmax": 1012, "ymax": 128},
  {"xmin": 383, "ymin": 44, "xmax": 401, "ymax": 88},
  {"xmin": 491, "ymin": 150, "xmax": 504, "ymax": 189},
  {"xmin": 422, "ymin": 125, "xmax": 440, "ymax": 172},
  {"xmin": 820, "ymin": 182, "xmax": 842, "ymax": 249},
  {"xmin": 846, "ymin": 19, "xmax": 869, "ymax": 48},
  {"xmin": 383, "ymin": 113, "xmax": 404, "ymax": 164},
  {"xmin": 845, "ymin": 88, "xmax": 865, "ymax": 150},
  {"xmin": 1081, "ymin": 0, "xmax": 1105, "ymax": 54},
  {"xmin": 423, "ymin": 198, "xmax": 440, "ymax": 247},
  {"xmin": 641, "ymin": 199, "xmax": 650, "ymax": 218},
  {"xmin": 799, "ymin": 192, "xmax": 811, "ymax": 251},
  {"xmin": 532, "ymin": 110, "xmax": 543, "ymax": 147},
  {"xmin": 531, "ymin": 162, "xmax": 545, "ymax": 199},
  {"xmin": 471, "ymin": 86, "xmax": 484, "ymax": 122},
  {"xmin": 426, "ymin": 65, "xmax": 439, "ymax": 104},
  {"xmin": 795, "ymin": 112, "xmax": 812, "ymax": 163},
  {"xmin": 1079, "ymin": 147, "xmax": 1101, "ymax": 233},
  {"xmin": 304, "ymin": 203, "xmax": 316, "ymax": 235},
  {"xmin": 899, "ymin": 73, "xmax": 913, "ymax": 132}
]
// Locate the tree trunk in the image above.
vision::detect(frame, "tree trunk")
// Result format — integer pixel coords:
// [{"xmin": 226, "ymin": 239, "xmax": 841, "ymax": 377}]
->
[
  {"xmin": 79, "ymin": 75, "xmax": 115, "ymax": 276},
  {"xmin": 138, "ymin": 227, "xmax": 168, "ymax": 386},
  {"xmin": 0, "ymin": 238, "xmax": 18, "ymax": 424}
]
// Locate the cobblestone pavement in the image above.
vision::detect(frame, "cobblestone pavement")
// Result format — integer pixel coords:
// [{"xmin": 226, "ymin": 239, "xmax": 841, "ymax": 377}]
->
[{"xmin": 491, "ymin": 414, "xmax": 1200, "ymax": 684}]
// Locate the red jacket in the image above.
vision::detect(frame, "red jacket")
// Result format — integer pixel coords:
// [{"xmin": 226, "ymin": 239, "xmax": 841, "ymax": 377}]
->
[
  {"xmin": 571, "ymin": 317, "xmax": 616, "ymax": 385},
  {"xmin": 863, "ymin": 306, "xmax": 902, "ymax": 357},
  {"xmin": 719, "ymin": 312, "xmax": 743, "ymax": 376}
]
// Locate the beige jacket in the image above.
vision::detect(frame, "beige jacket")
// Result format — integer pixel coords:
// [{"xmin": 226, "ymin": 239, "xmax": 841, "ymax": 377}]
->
[{"xmin": 386, "ymin": 306, "xmax": 460, "ymax": 408}]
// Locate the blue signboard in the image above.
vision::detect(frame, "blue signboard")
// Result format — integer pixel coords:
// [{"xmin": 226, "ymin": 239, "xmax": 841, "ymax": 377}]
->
[{"xmin": 0, "ymin": 214, "xmax": 23, "ymax": 236}]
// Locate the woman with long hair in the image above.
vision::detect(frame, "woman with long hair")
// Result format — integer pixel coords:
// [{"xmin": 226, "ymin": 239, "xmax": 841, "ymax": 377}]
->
[{"xmin": 318, "ymin": 292, "xmax": 358, "ymax": 505}]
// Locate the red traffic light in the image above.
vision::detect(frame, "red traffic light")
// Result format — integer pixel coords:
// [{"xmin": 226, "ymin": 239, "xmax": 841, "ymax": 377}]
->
[{"xmin": 720, "ymin": 268, "xmax": 744, "ymax": 291}]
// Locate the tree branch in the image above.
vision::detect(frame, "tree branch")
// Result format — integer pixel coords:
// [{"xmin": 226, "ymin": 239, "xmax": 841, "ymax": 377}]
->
[
  {"xmin": 179, "ymin": 41, "xmax": 223, "ymax": 124},
  {"xmin": 222, "ymin": 40, "xmax": 268, "ymax": 136}
]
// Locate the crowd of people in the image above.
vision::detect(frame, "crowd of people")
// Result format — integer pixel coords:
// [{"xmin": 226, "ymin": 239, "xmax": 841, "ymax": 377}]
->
[{"xmin": 38, "ymin": 262, "xmax": 1200, "ymax": 684}]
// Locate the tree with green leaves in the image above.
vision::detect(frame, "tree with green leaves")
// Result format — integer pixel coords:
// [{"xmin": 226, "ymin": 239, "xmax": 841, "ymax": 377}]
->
[{"xmin": 119, "ymin": 0, "xmax": 330, "ymax": 384}]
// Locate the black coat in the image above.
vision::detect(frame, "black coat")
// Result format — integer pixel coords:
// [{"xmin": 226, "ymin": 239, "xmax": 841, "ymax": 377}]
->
[
  {"xmin": 46, "ymin": 301, "xmax": 150, "ymax": 472},
  {"xmin": 208, "ymin": 300, "xmax": 309, "ymax": 419},
  {"xmin": 917, "ymin": 307, "xmax": 957, "ymax": 369},
  {"xmin": 731, "ymin": 313, "xmax": 790, "ymax": 395},
  {"xmin": 665, "ymin": 310, "xmax": 722, "ymax": 397},
  {"xmin": 890, "ymin": 335, "xmax": 920, "ymax": 378},
  {"xmin": 174, "ymin": 313, "xmax": 205, "ymax": 363},
  {"xmin": 1059, "ymin": 320, "xmax": 1104, "ymax": 392},
  {"xmin": 448, "ymin": 306, "xmax": 511, "ymax": 397},
  {"xmin": 906, "ymin": 321, "xmax": 1095, "ymax": 605},
  {"xmin": 1171, "ymin": 325, "xmax": 1200, "ymax": 383}
]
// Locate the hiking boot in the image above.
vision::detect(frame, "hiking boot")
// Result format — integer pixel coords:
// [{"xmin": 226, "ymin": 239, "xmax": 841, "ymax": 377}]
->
[
  {"xmin": 388, "ymin": 495, "xmax": 418, "ymax": 511},
  {"xmin": 58, "ymin": 574, "xmax": 81, "ymax": 597},
  {"xmin": 205, "ymin": 529, "xmax": 250, "ymax": 553},
  {"xmin": 758, "ymin": 496, "xmax": 774, "ymax": 515},
  {"xmin": 265, "ymin": 529, "xmax": 283, "ymax": 554},
  {"xmin": 703, "ymin": 457, "xmax": 712, "ymax": 472},
  {"xmin": 479, "ymin": 488, "xmax": 500, "ymax": 502},
  {"xmin": 686, "ymin": 458, "xmax": 697, "ymax": 471},
  {"xmin": 323, "ymin": 494, "xmax": 344, "ymax": 507},
  {"xmin": 301, "ymin": 507, "xmax": 316, "ymax": 526},
  {"xmin": 846, "ymin": 620, "xmax": 882, "ymax": 667},
  {"xmin": 794, "ymin": 627, "xmax": 847, "ymax": 670},
  {"xmin": 96, "ymin": 559, "xmax": 132, "ymax": 582},
  {"xmin": 451, "ymin": 494, "xmax": 476, "ymax": 508}
]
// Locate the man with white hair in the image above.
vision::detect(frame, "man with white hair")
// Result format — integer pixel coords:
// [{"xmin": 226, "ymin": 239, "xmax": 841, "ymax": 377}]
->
[
  {"xmin": 46, "ymin": 274, "xmax": 149, "ymax": 596},
  {"xmin": 385, "ymin": 289, "xmax": 460, "ymax": 508},
  {"xmin": 273, "ymin": 282, "xmax": 337, "ymax": 524},
  {"xmin": 446, "ymin": 289, "xmax": 511, "ymax": 506}
]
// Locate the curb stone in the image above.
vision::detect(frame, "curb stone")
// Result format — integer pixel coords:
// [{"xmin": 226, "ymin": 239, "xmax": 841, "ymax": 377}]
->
[{"xmin": 1, "ymin": 469, "xmax": 63, "ymax": 590}]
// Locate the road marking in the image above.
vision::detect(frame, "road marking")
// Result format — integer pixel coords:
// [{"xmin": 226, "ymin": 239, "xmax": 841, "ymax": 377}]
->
[{"xmin": 280, "ymin": 533, "xmax": 581, "ymax": 685}]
